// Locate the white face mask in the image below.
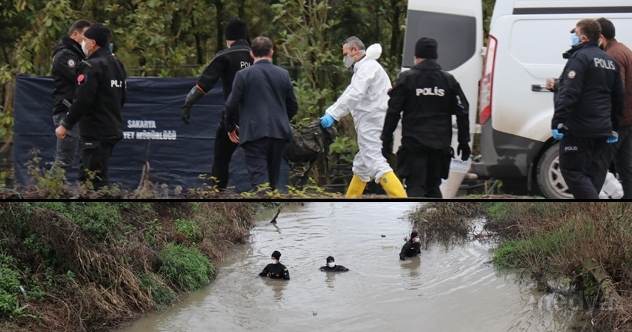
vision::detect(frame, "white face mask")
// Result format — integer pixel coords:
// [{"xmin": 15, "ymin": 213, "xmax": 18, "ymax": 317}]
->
[
  {"xmin": 81, "ymin": 40, "xmax": 90, "ymax": 57},
  {"xmin": 413, "ymin": 237, "xmax": 420, "ymax": 243},
  {"xmin": 343, "ymin": 55, "xmax": 355, "ymax": 69},
  {"xmin": 271, "ymin": 259, "xmax": 278, "ymax": 264},
  {"xmin": 327, "ymin": 262, "xmax": 335, "ymax": 268}
]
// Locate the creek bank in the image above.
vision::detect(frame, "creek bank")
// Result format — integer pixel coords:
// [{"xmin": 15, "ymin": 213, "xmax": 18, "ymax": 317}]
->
[
  {"xmin": 0, "ymin": 202, "xmax": 274, "ymax": 332},
  {"xmin": 412, "ymin": 202, "xmax": 632, "ymax": 332}
]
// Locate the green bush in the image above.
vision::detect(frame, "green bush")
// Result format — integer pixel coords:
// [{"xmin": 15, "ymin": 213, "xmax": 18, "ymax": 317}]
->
[
  {"xmin": 34, "ymin": 202, "xmax": 123, "ymax": 240},
  {"xmin": 138, "ymin": 274, "xmax": 176, "ymax": 310},
  {"xmin": 0, "ymin": 255, "xmax": 22, "ymax": 316},
  {"xmin": 159, "ymin": 244, "xmax": 214, "ymax": 292},
  {"xmin": 491, "ymin": 238, "xmax": 528, "ymax": 269},
  {"xmin": 174, "ymin": 218, "xmax": 197, "ymax": 242}
]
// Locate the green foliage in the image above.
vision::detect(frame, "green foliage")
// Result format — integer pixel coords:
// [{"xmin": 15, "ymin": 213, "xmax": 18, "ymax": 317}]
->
[
  {"xmin": 493, "ymin": 225, "xmax": 569, "ymax": 270},
  {"xmin": 25, "ymin": 149, "xmax": 66, "ymax": 199},
  {"xmin": 34, "ymin": 202, "xmax": 123, "ymax": 240},
  {"xmin": 492, "ymin": 237, "xmax": 531, "ymax": 269},
  {"xmin": 484, "ymin": 202, "xmax": 510, "ymax": 221},
  {"xmin": 138, "ymin": 273, "xmax": 176, "ymax": 310},
  {"xmin": 0, "ymin": 255, "xmax": 33, "ymax": 319},
  {"xmin": 174, "ymin": 218, "xmax": 198, "ymax": 242},
  {"xmin": 159, "ymin": 244, "xmax": 214, "ymax": 291},
  {"xmin": 579, "ymin": 268, "xmax": 599, "ymax": 297},
  {"xmin": 329, "ymin": 136, "xmax": 359, "ymax": 164},
  {"xmin": 0, "ymin": 255, "xmax": 21, "ymax": 316}
]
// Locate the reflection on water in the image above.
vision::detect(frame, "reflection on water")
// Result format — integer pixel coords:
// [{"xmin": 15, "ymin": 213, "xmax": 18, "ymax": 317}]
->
[{"xmin": 119, "ymin": 202, "xmax": 577, "ymax": 332}]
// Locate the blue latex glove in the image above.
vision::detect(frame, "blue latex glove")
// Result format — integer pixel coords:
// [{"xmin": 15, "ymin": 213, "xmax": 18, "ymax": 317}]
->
[
  {"xmin": 607, "ymin": 136, "xmax": 618, "ymax": 144},
  {"xmin": 552, "ymin": 128, "xmax": 564, "ymax": 140},
  {"xmin": 321, "ymin": 114, "xmax": 334, "ymax": 128}
]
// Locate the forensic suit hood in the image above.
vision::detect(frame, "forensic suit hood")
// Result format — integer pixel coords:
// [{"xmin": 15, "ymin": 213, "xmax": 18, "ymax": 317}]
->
[{"xmin": 325, "ymin": 43, "xmax": 393, "ymax": 182}]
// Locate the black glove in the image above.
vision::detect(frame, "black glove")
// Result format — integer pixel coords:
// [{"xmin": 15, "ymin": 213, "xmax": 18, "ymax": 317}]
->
[
  {"xmin": 457, "ymin": 142, "xmax": 471, "ymax": 161},
  {"xmin": 399, "ymin": 256, "xmax": 405, "ymax": 261},
  {"xmin": 181, "ymin": 106, "xmax": 191, "ymax": 124},
  {"xmin": 382, "ymin": 141, "xmax": 392, "ymax": 159},
  {"xmin": 181, "ymin": 86, "xmax": 205, "ymax": 125}
]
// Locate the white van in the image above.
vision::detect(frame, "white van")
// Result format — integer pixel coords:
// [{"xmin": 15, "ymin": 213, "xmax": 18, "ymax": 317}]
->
[
  {"xmin": 403, "ymin": 0, "xmax": 632, "ymax": 199},
  {"xmin": 404, "ymin": 0, "xmax": 632, "ymax": 199}
]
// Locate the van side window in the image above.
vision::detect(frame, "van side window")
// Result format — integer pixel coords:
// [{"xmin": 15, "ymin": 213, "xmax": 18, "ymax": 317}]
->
[{"xmin": 402, "ymin": 11, "xmax": 476, "ymax": 71}]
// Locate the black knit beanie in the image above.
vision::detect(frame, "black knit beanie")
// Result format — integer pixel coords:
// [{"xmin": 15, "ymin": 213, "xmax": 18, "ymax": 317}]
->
[
  {"xmin": 415, "ymin": 37, "xmax": 438, "ymax": 59},
  {"xmin": 271, "ymin": 250, "xmax": 281, "ymax": 260},
  {"xmin": 411, "ymin": 231, "xmax": 419, "ymax": 239},
  {"xmin": 225, "ymin": 18, "xmax": 247, "ymax": 41},
  {"xmin": 84, "ymin": 23, "xmax": 110, "ymax": 48}
]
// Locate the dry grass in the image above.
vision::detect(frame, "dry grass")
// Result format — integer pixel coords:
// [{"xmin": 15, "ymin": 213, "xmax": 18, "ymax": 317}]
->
[
  {"xmin": 408, "ymin": 202, "xmax": 486, "ymax": 249},
  {"xmin": 0, "ymin": 202, "xmax": 258, "ymax": 332},
  {"xmin": 484, "ymin": 202, "xmax": 632, "ymax": 331}
]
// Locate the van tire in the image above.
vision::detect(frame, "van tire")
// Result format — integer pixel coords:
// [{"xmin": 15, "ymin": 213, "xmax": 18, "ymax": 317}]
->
[{"xmin": 536, "ymin": 144, "xmax": 573, "ymax": 199}]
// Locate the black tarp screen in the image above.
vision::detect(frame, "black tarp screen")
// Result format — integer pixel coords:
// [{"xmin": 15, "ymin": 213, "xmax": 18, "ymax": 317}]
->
[{"xmin": 13, "ymin": 74, "xmax": 289, "ymax": 194}]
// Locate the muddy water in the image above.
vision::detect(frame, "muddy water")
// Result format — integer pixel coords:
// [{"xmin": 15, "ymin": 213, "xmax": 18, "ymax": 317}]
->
[{"xmin": 120, "ymin": 202, "xmax": 577, "ymax": 332}]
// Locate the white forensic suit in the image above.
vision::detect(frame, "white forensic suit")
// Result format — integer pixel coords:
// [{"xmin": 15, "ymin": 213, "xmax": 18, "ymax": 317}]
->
[{"xmin": 325, "ymin": 44, "xmax": 393, "ymax": 182}]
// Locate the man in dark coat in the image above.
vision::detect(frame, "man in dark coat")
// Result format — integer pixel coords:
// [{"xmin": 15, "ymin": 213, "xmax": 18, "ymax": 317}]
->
[
  {"xmin": 55, "ymin": 23, "xmax": 127, "ymax": 190},
  {"xmin": 552, "ymin": 19, "xmax": 625, "ymax": 199},
  {"xmin": 180, "ymin": 18, "xmax": 253, "ymax": 190},
  {"xmin": 399, "ymin": 231, "xmax": 421, "ymax": 260},
  {"xmin": 225, "ymin": 36, "xmax": 298, "ymax": 191},
  {"xmin": 259, "ymin": 250, "xmax": 290, "ymax": 280},
  {"xmin": 595, "ymin": 17, "xmax": 632, "ymax": 198},
  {"xmin": 51, "ymin": 19, "xmax": 91, "ymax": 174}
]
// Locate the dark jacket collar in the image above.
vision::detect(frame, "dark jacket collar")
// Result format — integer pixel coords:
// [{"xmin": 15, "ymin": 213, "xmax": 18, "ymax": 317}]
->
[
  {"xmin": 563, "ymin": 40, "xmax": 599, "ymax": 59},
  {"xmin": 230, "ymin": 39, "xmax": 250, "ymax": 48},
  {"xmin": 87, "ymin": 46, "xmax": 113, "ymax": 59},
  {"xmin": 412, "ymin": 58, "xmax": 442, "ymax": 70},
  {"xmin": 53, "ymin": 35, "xmax": 84, "ymax": 58}
]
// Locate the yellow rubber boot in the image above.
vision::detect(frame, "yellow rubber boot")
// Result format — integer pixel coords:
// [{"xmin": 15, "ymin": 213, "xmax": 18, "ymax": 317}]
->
[
  {"xmin": 345, "ymin": 175, "xmax": 367, "ymax": 198},
  {"xmin": 379, "ymin": 171, "xmax": 407, "ymax": 198}
]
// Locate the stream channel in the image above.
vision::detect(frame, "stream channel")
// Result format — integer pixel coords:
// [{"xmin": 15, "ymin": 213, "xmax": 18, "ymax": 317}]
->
[{"xmin": 120, "ymin": 202, "xmax": 580, "ymax": 332}]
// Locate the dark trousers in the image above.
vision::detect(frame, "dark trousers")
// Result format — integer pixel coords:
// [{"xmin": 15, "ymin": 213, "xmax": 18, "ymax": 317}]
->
[
  {"xmin": 559, "ymin": 136, "xmax": 607, "ymax": 199},
  {"xmin": 78, "ymin": 137, "xmax": 118, "ymax": 190},
  {"xmin": 211, "ymin": 124, "xmax": 239, "ymax": 189},
  {"xmin": 51, "ymin": 112, "xmax": 80, "ymax": 172},
  {"xmin": 402, "ymin": 149, "xmax": 447, "ymax": 198},
  {"xmin": 242, "ymin": 137, "xmax": 288, "ymax": 190},
  {"xmin": 596, "ymin": 125, "xmax": 632, "ymax": 199}
]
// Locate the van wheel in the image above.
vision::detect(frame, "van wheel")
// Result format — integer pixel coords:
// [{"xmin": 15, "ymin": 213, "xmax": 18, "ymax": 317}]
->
[{"xmin": 536, "ymin": 144, "xmax": 573, "ymax": 199}]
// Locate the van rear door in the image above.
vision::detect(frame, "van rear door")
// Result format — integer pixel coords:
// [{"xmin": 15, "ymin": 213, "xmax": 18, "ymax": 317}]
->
[{"xmin": 400, "ymin": 0, "xmax": 483, "ymax": 143}]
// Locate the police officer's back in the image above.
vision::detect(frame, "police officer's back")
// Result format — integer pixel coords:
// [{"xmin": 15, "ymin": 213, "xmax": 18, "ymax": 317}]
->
[
  {"xmin": 382, "ymin": 37, "xmax": 470, "ymax": 198},
  {"xmin": 180, "ymin": 18, "xmax": 253, "ymax": 191}
]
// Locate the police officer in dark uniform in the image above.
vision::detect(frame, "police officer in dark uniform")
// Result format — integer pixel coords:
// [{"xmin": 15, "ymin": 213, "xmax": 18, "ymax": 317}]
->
[
  {"xmin": 382, "ymin": 37, "xmax": 470, "ymax": 198},
  {"xmin": 180, "ymin": 18, "xmax": 253, "ymax": 190},
  {"xmin": 51, "ymin": 19, "xmax": 91, "ymax": 173},
  {"xmin": 399, "ymin": 231, "xmax": 421, "ymax": 260},
  {"xmin": 55, "ymin": 23, "xmax": 127, "ymax": 190},
  {"xmin": 552, "ymin": 19, "xmax": 625, "ymax": 199},
  {"xmin": 259, "ymin": 250, "xmax": 290, "ymax": 280}
]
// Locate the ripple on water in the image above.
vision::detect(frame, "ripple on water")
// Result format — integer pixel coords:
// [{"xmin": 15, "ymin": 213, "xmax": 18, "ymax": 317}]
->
[{"xmin": 119, "ymin": 202, "xmax": 577, "ymax": 332}]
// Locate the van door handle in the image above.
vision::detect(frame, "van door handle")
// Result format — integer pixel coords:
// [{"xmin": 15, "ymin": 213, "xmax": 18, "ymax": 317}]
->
[{"xmin": 531, "ymin": 84, "xmax": 550, "ymax": 92}]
